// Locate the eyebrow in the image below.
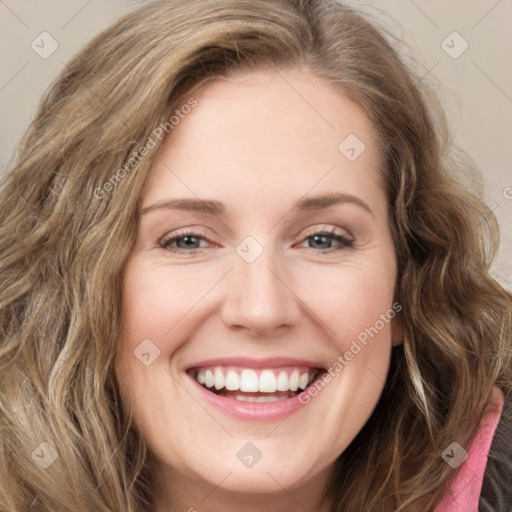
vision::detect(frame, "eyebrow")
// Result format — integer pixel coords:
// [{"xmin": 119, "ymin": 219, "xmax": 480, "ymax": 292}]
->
[{"xmin": 141, "ymin": 192, "xmax": 374, "ymax": 217}]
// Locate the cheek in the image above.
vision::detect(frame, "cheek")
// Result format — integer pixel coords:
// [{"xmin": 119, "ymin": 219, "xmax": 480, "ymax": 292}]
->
[
  {"xmin": 120, "ymin": 259, "xmax": 213, "ymax": 342},
  {"xmin": 297, "ymin": 259, "xmax": 397, "ymax": 348},
  {"xmin": 298, "ymin": 263, "xmax": 397, "ymax": 455},
  {"xmin": 115, "ymin": 260, "xmax": 219, "ymax": 414},
  {"xmin": 115, "ymin": 261, "xmax": 198, "ymax": 406}
]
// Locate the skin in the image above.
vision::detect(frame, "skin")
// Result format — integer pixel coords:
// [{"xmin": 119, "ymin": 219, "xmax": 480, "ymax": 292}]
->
[{"xmin": 115, "ymin": 66, "xmax": 403, "ymax": 512}]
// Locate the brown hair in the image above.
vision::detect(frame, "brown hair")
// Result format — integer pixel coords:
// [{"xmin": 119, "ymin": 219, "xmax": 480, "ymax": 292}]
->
[{"xmin": 1, "ymin": 1, "xmax": 511, "ymax": 510}]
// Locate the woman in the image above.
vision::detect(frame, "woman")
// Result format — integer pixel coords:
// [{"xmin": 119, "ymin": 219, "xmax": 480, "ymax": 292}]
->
[{"xmin": 1, "ymin": 1, "xmax": 510, "ymax": 511}]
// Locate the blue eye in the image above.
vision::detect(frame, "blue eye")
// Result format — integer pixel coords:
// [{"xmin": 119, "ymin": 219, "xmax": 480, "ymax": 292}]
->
[
  {"xmin": 159, "ymin": 229, "xmax": 353, "ymax": 253},
  {"xmin": 160, "ymin": 231, "xmax": 210, "ymax": 252},
  {"xmin": 301, "ymin": 231, "xmax": 354, "ymax": 251}
]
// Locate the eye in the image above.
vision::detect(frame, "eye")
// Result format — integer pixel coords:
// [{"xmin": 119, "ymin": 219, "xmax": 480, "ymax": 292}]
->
[
  {"xmin": 298, "ymin": 229, "xmax": 354, "ymax": 252},
  {"xmin": 159, "ymin": 230, "xmax": 213, "ymax": 253}
]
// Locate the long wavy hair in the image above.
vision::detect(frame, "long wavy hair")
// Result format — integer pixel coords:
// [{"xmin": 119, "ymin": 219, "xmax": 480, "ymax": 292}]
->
[{"xmin": 1, "ymin": 1, "xmax": 511, "ymax": 511}]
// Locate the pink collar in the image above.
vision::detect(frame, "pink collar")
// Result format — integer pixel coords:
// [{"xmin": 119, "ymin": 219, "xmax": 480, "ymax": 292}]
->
[{"xmin": 434, "ymin": 386, "xmax": 504, "ymax": 511}]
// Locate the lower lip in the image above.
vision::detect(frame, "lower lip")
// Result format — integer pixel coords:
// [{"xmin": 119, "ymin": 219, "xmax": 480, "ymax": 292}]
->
[{"xmin": 187, "ymin": 374, "xmax": 318, "ymax": 421}]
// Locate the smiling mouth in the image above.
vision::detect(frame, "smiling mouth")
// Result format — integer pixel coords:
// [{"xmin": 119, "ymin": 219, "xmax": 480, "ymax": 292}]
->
[{"xmin": 188, "ymin": 366, "xmax": 323, "ymax": 402}]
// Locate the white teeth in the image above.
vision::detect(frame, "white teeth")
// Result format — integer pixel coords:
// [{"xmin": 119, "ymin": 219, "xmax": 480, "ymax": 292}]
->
[
  {"xmin": 289, "ymin": 370, "xmax": 299, "ymax": 391},
  {"xmin": 276, "ymin": 371, "xmax": 289, "ymax": 391},
  {"xmin": 225, "ymin": 370, "xmax": 240, "ymax": 391},
  {"xmin": 299, "ymin": 372, "xmax": 309, "ymax": 390},
  {"xmin": 214, "ymin": 367, "xmax": 225, "ymax": 390},
  {"xmin": 205, "ymin": 369, "xmax": 215, "ymax": 388},
  {"xmin": 195, "ymin": 366, "xmax": 320, "ymax": 396},
  {"xmin": 259, "ymin": 370, "xmax": 277, "ymax": 392},
  {"xmin": 240, "ymin": 369, "xmax": 259, "ymax": 392}
]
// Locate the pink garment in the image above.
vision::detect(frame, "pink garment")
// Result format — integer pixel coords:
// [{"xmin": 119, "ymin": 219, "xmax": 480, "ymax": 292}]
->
[{"xmin": 434, "ymin": 386, "xmax": 504, "ymax": 512}]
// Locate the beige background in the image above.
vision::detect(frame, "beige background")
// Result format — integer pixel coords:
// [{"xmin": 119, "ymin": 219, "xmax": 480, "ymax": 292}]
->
[{"xmin": 1, "ymin": 0, "xmax": 511, "ymax": 289}]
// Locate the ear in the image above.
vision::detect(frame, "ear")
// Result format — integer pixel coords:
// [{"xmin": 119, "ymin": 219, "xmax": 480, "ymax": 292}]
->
[{"xmin": 391, "ymin": 307, "xmax": 404, "ymax": 347}]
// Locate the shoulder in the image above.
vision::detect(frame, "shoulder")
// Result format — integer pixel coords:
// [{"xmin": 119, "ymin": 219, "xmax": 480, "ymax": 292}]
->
[
  {"xmin": 434, "ymin": 386, "xmax": 509, "ymax": 512},
  {"xmin": 480, "ymin": 386, "xmax": 512, "ymax": 511}
]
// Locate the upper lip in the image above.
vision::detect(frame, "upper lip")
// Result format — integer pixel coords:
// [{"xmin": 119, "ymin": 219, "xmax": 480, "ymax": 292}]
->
[{"xmin": 184, "ymin": 356, "xmax": 325, "ymax": 371}]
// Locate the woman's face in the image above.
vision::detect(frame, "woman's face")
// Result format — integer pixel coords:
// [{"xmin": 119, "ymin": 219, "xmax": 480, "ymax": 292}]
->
[{"xmin": 116, "ymin": 67, "xmax": 402, "ymax": 510}]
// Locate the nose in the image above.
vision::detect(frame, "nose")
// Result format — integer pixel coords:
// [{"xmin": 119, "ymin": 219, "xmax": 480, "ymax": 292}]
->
[{"xmin": 220, "ymin": 245, "xmax": 302, "ymax": 337}]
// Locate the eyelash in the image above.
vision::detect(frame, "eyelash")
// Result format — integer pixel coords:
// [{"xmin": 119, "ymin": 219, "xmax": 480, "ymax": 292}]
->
[{"xmin": 158, "ymin": 228, "xmax": 354, "ymax": 254}]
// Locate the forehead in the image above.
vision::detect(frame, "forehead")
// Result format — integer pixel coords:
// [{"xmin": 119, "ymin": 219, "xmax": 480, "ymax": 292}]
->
[{"xmin": 142, "ymin": 67, "xmax": 385, "ymax": 213}]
